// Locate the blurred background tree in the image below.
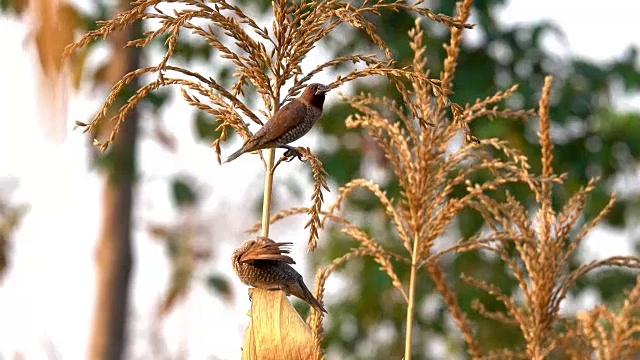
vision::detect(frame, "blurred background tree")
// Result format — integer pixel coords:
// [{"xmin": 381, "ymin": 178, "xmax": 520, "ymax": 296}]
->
[{"xmin": 1, "ymin": 0, "xmax": 638, "ymax": 358}]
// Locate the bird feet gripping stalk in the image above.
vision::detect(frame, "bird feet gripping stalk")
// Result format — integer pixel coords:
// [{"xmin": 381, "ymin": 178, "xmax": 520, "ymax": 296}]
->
[{"xmin": 282, "ymin": 146, "xmax": 305, "ymax": 162}]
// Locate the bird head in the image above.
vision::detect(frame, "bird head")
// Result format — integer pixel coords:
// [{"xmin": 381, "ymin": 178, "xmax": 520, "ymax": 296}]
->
[
  {"xmin": 313, "ymin": 83, "xmax": 329, "ymax": 95},
  {"xmin": 301, "ymin": 83, "xmax": 329, "ymax": 109}
]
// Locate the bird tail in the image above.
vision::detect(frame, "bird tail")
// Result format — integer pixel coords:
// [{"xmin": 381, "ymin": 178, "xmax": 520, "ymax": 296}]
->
[
  {"xmin": 224, "ymin": 147, "xmax": 246, "ymax": 163},
  {"xmin": 292, "ymin": 279, "xmax": 327, "ymax": 313},
  {"xmin": 225, "ymin": 138, "xmax": 263, "ymax": 163}
]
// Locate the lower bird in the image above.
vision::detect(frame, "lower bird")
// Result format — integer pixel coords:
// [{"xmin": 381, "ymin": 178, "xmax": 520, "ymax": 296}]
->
[
  {"xmin": 225, "ymin": 83, "xmax": 329, "ymax": 163},
  {"xmin": 231, "ymin": 236, "xmax": 327, "ymax": 313}
]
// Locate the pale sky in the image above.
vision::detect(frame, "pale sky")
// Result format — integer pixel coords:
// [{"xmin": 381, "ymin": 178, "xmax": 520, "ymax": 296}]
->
[{"xmin": 1, "ymin": 1, "xmax": 639, "ymax": 359}]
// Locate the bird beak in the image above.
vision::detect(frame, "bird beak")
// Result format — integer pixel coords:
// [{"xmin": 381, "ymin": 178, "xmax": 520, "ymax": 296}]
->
[{"xmin": 315, "ymin": 84, "xmax": 329, "ymax": 95}]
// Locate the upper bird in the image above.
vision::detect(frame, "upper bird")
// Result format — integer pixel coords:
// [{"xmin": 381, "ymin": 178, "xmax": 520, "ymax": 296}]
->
[
  {"xmin": 225, "ymin": 83, "xmax": 329, "ymax": 163},
  {"xmin": 232, "ymin": 237, "xmax": 327, "ymax": 313}
]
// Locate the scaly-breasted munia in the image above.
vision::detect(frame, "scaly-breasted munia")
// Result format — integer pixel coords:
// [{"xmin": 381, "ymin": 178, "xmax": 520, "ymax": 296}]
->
[
  {"xmin": 225, "ymin": 83, "xmax": 329, "ymax": 163},
  {"xmin": 232, "ymin": 237, "xmax": 327, "ymax": 313}
]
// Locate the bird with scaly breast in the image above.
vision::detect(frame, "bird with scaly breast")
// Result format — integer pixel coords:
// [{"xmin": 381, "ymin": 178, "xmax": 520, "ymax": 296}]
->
[
  {"xmin": 232, "ymin": 237, "xmax": 327, "ymax": 313},
  {"xmin": 225, "ymin": 83, "xmax": 329, "ymax": 163}
]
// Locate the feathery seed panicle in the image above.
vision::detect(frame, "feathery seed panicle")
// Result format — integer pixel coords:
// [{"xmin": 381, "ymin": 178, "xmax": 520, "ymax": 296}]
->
[{"xmin": 65, "ymin": 0, "xmax": 473, "ymax": 252}]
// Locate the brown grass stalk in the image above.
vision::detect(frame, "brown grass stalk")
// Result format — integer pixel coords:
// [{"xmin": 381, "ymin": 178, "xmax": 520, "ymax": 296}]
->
[
  {"xmin": 261, "ymin": 149, "xmax": 276, "ymax": 238},
  {"xmin": 404, "ymin": 231, "xmax": 422, "ymax": 360}
]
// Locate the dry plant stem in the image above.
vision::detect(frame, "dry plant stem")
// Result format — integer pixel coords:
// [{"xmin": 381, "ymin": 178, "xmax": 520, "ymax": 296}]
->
[
  {"xmin": 261, "ymin": 148, "xmax": 276, "ymax": 237},
  {"xmin": 404, "ymin": 233, "xmax": 421, "ymax": 360}
]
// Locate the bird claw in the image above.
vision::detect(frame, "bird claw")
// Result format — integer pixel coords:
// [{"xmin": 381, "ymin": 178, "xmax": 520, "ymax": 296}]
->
[{"xmin": 283, "ymin": 147, "xmax": 305, "ymax": 162}]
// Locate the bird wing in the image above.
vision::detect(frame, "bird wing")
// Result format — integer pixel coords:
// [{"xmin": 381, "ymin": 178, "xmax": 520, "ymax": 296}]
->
[
  {"xmin": 239, "ymin": 241, "xmax": 296, "ymax": 264},
  {"xmin": 255, "ymin": 99, "xmax": 307, "ymax": 146}
]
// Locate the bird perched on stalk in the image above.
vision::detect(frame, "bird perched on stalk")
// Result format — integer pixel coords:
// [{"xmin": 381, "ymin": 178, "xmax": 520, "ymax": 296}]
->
[
  {"xmin": 225, "ymin": 83, "xmax": 329, "ymax": 163},
  {"xmin": 232, "ymin": 237, "xmax": 327, "ymax": 313}
]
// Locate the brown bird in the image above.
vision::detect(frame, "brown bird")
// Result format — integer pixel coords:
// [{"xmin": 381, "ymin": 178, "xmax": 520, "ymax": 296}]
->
[
  {"xmin": 225, "ymin": 83, "xmax": 329, "ymax": 163},
  {"xmin": 232, "ymin": 237, "xmax": 327, "ymax": 313}
]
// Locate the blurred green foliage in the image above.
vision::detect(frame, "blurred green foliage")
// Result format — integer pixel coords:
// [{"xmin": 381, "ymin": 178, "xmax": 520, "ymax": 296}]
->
[{"xmin": 171, "ymin": 177, "xmax": 198, "ymax": 209}]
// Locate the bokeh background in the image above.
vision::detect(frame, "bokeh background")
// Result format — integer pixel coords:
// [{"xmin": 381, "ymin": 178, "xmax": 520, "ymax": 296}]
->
[{"xmin": 1, "ymin": 0, "xmax": 639, "ymax": 359}]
